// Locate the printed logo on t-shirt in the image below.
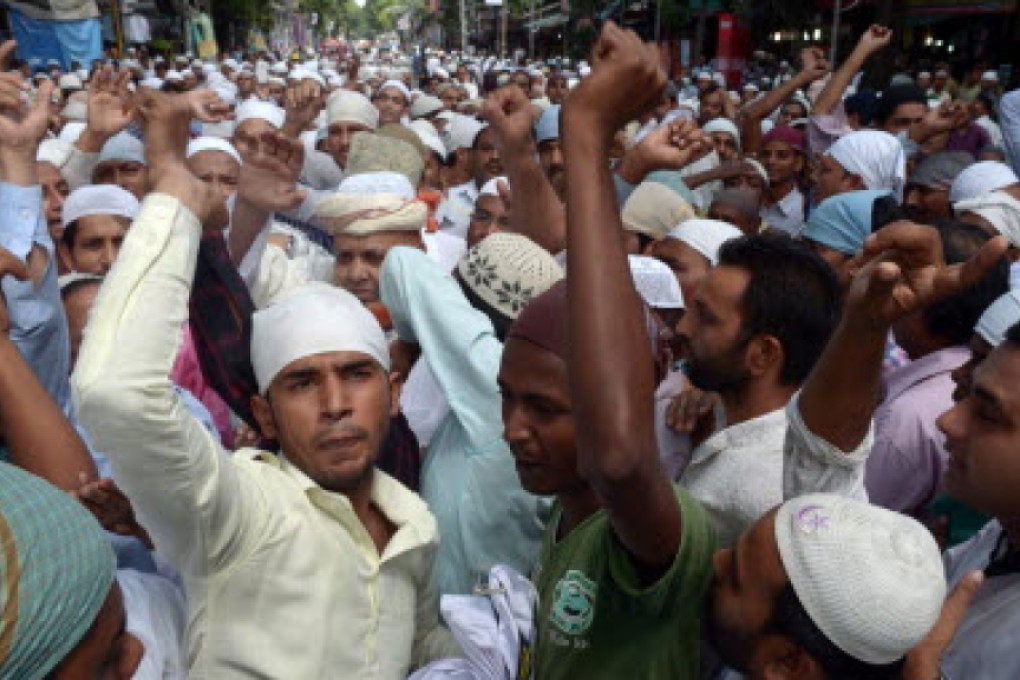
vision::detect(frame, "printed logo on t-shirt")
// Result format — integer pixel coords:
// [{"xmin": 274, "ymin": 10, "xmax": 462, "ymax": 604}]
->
[{"xmin": 550, "ymin": 569, "xmax": 597, "ymax": 636}]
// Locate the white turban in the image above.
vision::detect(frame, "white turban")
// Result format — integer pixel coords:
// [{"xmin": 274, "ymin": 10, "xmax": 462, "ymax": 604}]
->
[
  {"xmin": 326, "ymin": 90, "xmax": 379, "ymax": 130},
  {"xmin": 251, "ymin": 283, "xmax": 390, "ymax": 393},
  {"xmin": 954, "ymin": 190, "xmax": 1020, "ymax": 247},
  {"xmin": 315, "ymin": 171, "xmax": 426, "ymax": 235},
  {"xmin": 950, "ymin": 161, "xmax": 1019, "ymax": 204},
  {"xmin": 622, "ymin": 182, "xmax": 697, "ymax": 241},
  {"xmin": 235, "ymin": 99, "xmax": 286, "ymax": 129},
  {"xmin": 976, "ymin": 290, "xmax": 1020, "ymax": 347},
  {"xmin": 63, "ymin": 185, "xmax": 140, "ymax": 228},
  {"xmin": 702, "ymin": 118, "xmax": 741, "ymax": 151},
  {"xmin": 187, "ymin": 137, "xmax": 242, "ymax": 165},
  {"xmin": 666, "ymin": 219, "xmax": 743, "ymax": 265},
  {"xmin": 776, "ymin": 494, "xmax": 945, "ymax": 665},
  {"xmin": 377, "ymin": 79, "xmax": 410, "ymax": 101},
  {"xmin": 629, "ymin": 255, "xmax": 684, "ymax": 309},
  {"xmin": 827, "ymin": 130, "xmax": 906, "ymax": 201}
]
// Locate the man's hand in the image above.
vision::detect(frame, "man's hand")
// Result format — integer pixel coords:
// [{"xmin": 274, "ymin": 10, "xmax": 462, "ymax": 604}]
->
[
  {"xmin": 846, "ymin": 221, "xmax": 1008, "ymax": 326},
  {"xmin": 0, "ymin": 41, "xmax": 29, "ymax": 113},
  {"xmin": 78, "ymin": 66, "xmax": 135, "ymax": 151},
  {"xmin": 282, "ymin": 80, "xmax": 326, "ymax": 137},
  {"xmin": 483, "ymin": 85, "xmax": 540, "ymax": 157},
  {"xmin": 138, "ymin": 90, "xmax": 229, "ymax": 230},
  {"xmin": 0, "ymin": 41, "xmax": 53, "ymax": 185},
  {"xmin": 73, "ymin": 475, "xmax": 154, "ymax": 549},
  {"xmin": 797, "ymin": 47, "xmax": 831, "ymax": 84},
  {"xmin": 184, "ymin": 88, "xmax": 233, "ymax": 124},
  {"xmin": 617, "ymin": 118, "xmax": 713, "ymax": 184},
  {"xmin": 0, "ymin": 247, "xmax": 29, "ymax": 335},
  {"xmin": 389, "ymin": 338, "xmax": 421, "ymax": 383},
  {"xmin": 563, "ymin": 21, "xmax": 666, "ymax": 138},
  {"xmin": 234, "ymin": 129, "xmax": 306, "ymax": 215},
  {"xmin": 854, "ymin": 25, "xmax": 893, "ymax": 57},
  {"xmin": 902, "ymin": 571, "xmax": 983, "ymax": 680}
]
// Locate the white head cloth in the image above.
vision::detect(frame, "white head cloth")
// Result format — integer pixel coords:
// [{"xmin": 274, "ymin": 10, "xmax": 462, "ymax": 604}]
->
[
  {"xmin": 666, "ymin": 219, "xmax": 743, "ymax": 266},
  {"xmin": 235, "ymin": 99, "xmax": 286, "ymax": 129},
  {"xmin": 326, "ymin": 90, "xmax": 379, "ymax": 130},
  {"xmin": 444, "ymin": 113, "xmax": 485, "ymax": 153},
  {"xmin": 976, "ymin": 290, "xmax": 1020, "ymax": 346},
  {"xmin": 186, "ymin": 137, "xmax": 242, "ymax": 165},
  {"xmin": 315, "ymin": 171, "xmax": 425, "ymax": 235},
  {"xmin": 702, "ymin": 118, "xmax": 741, "ymax": 151},
  {"xmin": 63, "ymin": 185, "xmax": 140, "ymax": 228},
  {"xmin": 950, "ymin": 161, "xmax": 1019, "ymax": 204},
  {"xmin": 479, "ymin": 176, "xmax": 507, "ymax": 198},
  {"xmin": 377, "ymin": 79, "xmax": 410, "ymax": 101},
  {"xmin": 621, "ymin": 182, "xmax": 697, "ymax": 241},
  {"xmin": 628, "ymin": 255, "xmax": 684, "ymax": 309},
  {"xmin": 776, "ymin": 494, "xmax": 946, "ymax": 665},
  {"xmin": 954, "ymin": 190, "xmax": 1020, "ymax": 247},
  {"xmin": 407, "ymin": 119, "xmax": 446, "ymax": 159},
  {"xmin": 251, "ymin": 282, "xmax": 390, "ymax": 393},
  {"xmin": 827, "ymin": 130, "xmax": 906, "ymax": 201}
]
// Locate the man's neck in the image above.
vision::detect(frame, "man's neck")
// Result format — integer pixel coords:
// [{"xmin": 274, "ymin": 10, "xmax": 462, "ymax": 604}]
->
[
  {"xmin": 557, "ymin": 485, "xmax": 602, "ymax": 540},
  {"xmin": 766, "ymin": 179, "xmax": 795, "ymax": 206},
  {"xmin": 721, "ymin": 380, "xmax": 798, "ymax": 428},
  {"xmin": 345, "ymin": 471, "xmax": 397, "ymax": 556}
]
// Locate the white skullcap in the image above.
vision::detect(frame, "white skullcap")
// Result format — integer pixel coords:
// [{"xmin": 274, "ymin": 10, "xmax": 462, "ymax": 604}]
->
[
  {"xmin": 457, "ymin": 233, "xmax": 564, "ymax": 321},
  {"xmin": 62, "ymin": 185, "xmax": 140, "ymax": 228},
  {"xmin": 479, "ymin": 176, "xmax": 507, "ymax": 198},
  {"xmin": 955, "ymin": 190, "xmax": 1020, "ymax": 247},
  {"xmin": 251, "ymin": 282, "xmax": 389, "ymax": 393},
  {"xmin": 776, "ymin": 494, "xmax": 946, "ymax": 665},
  {"xmin": 950, "ymin": 161, "xmax": 1019, "ymax": 203},
  {"xmin": 192, "ymin": 59, "xmax": 204, "ymax": 67},
  {"xmin": 666, "ymin": 219, "xmax": 743, "ymax": 266},
  {"xmin": 60, "ymin": 96, "xmax": 88, "ymax": 121},
  {"xmin": 37, "ymin": 138, "xmax": 72, "ymax": 167},
  {"xmin": 291, "ymin": 69, "xmax": 325, "ymax": 87},
  {"xmin": 827, "ymin": 131, "xmax": 906, "ymax": 201},
  {"xmin": 98, "ymin": 132, "xmax": 146, "ymax": 166},
  {"xmin": 316, "ymin": 171, "xmax": 425, "ymax": 235},
  {"xmin": 58, "ymin": 73, "xmax": 82, "ymax": 90},
  {"xmin": 269, "ymin": 62, "xmax": 288, "ymax": 75},
  {"xmin": 629, "ymin": 255, "xmax": 684, "ymax": 309},
  {"xmin": 58, "ymin": 121, "xmax": 87, "ymax": 144},
  {"xmin": 981, "ymin": 70, "xmax": 999, "ymax": 82},
  {"xmin": 622, "ymin": 182, "xmax": 697, "ymax": 241},
  {"xmin": 222, "ymin": 58, "xmax": 239, "ymax": 69},
  {"xmin": 165, "ymin": 70, "xmax": 183, "ymax": 82},
  {"xmin": 377, "ymin": 79, "xmax": 410, "ymax": 101},
  {"xmin": 702, "ymin": 118, "xmax": 741, "ymax": 151},
  {"xmin": 410, "ymin": 94, "xmax": 443, "ymax": 119},
  {"xmin": 235, "ymin": 98, "xmax": 286, "ymax": 129},
  {"xmin": 267, "ymin": 76, "xmax": 286, "ymax": 87},
  {"xmin": 407, "ymin": 119, "xmax": 446, "ymax": 159},
  {"xmin": 445, "ymin": 113, "xmax": 485, "ymax": 153},
  {"xmin": 326, "ymin": 90, "xmax": 379, "ymax": 130},
  {"xmin": 976, "ymin": 290, "xmax": 1020, "ymax": 346},
  {"xmin": 139, "ymin": 77, "xmax": 163, "ymax": 90},
  {"xmin": 187, "ymin": 136, "xmax": 242, "ymax": 165}
]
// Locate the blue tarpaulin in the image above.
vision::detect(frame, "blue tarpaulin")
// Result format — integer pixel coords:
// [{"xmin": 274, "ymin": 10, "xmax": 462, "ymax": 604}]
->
[{"xmin": 9, "ymin": 8, "xmax": 102, "ymax": 71}]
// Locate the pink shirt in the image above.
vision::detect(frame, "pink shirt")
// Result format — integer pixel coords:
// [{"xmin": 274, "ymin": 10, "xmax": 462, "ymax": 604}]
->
[{"xmin": 171, "ymin": 323, "xmax": 235, "ymax": 448}]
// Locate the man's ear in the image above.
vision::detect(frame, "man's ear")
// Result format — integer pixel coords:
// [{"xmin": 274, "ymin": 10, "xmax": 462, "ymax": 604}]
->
[
  {"xmin": 251, "ymin": 393, "xmax": 277, "ymax": 441},
  {"xmin": 387, "ymin": 371, "xmax": 404, "ymax": 418},
  {"xmin": 753, "ymin": 635, "xmax": 823, "ymax": 680},
  {"xmin": 746, "ymin": 335, "xmax": 785, "ymax": 380}
]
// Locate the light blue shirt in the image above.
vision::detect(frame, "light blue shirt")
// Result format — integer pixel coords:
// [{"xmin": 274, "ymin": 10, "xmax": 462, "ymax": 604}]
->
[
  {"xmin": 999, "ymin": 89, "xmax": 1020, "ymax": 177},
  {"xmin": 381, "ymin": 246, "xmax": 547, "ymax": 596}
]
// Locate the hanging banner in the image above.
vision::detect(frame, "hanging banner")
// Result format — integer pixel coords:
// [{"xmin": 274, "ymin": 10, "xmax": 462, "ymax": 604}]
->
[{"xmin": 9, "ymin": 7, "xmax": 102, "ymax": 70}]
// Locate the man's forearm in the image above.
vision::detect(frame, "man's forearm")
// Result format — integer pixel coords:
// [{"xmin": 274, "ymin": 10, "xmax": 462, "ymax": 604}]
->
[{"xmin": 501, "ymin": 146, "xmax": 566, "ymax": 253}]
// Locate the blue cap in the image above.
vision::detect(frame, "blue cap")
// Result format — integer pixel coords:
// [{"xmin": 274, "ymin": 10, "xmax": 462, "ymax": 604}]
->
[
  {"xmin": 535, "ymin": 104, "xmax": 560, "ymax": 145},
  {"xmin": 802, "ymin": 190, "xmax": 892, "ymax": 256}
]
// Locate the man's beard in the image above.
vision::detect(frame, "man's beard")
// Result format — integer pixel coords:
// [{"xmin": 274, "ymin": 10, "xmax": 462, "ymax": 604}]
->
[{"xmin": 683, "ymin": 341, "xmax": 752, "ymax": 396}]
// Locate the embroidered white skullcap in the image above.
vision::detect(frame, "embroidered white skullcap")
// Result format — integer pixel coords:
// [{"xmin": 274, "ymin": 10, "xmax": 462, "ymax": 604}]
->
[
  {"xmin": 316, "ymin": 171, "xmax": 425, "ymax": 235},
  {"xmin": 629, "ymin": 255, "xmax": 683, "ymax": 309},
  {"xmin": 479, "ymin": 176, "xmax": 507, "ymax": 198},
  {"xmin": 456, "ymin": 233, "xmax": 564, "ymax": 321},
  {"xmin": 377, "ymin": 79, "xmax": 410, "ymax": 101},
  {"xmin": 445, "ymin": 113, "xmax": 485, "ymax": 153},
  {"xmin": 187, "ymin": 136, "xmax": 242, "ymax": 165},
  {"xmin": 37, "ymin": 138, "xmax": 72, "ymax": 167},
  {"xmin": 955, "ymin": 190, "xmax": 1020, "ymax": 248},
  {"xmin": 622, "ymin": 182, "xmax": 697, "ymax": 241},
  {"xmin": 98, "ymin": 132, "xmax": 146, "ymax": 166},
  {"xmin": 407, "ymin": 119, "xmax": 446, "ymax": 159},
  {"xmin": 950, "ymin": 161, "xmax": 1019, "ymax": 203},
  {"xmin": 702, "ymin": 118, "xmax": 741, "ymax": 151},
  {"xmin": 252, "ymin": 282, "xmax": 389, "ymax": 393},
  {"xmin": 410, "ymin": 95, "xmax": 443, "ymax": 119},
  {"xmin": 666, "ymin": 219, "xmax": 743, "ymax": 266},
  {"xmin": 976, "ymin": 290, "xmax": 1020, "ymax": 346},
  {"xmin": 827, "ymin": 130, "xmax": 906, "ymax": 201},
  {"xmin": 62, "ymin": 185, "xmax": 140, "ymax": 228},
  {"xmin": 776, "ymin": 494, "xmax": 946, "ymax": 665},
  {"xmin": 235, "ymin": 98, "xmax": 286, "ymax": 129},
  {"xmin": 326, "ymin": 90, "xmax": 379, "ymax": 130}
]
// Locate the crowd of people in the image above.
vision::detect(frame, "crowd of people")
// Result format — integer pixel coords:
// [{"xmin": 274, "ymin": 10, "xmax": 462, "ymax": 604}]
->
[{"xmin": 0, "ymin": 17, "xmax": 1019, "ymax": 680}]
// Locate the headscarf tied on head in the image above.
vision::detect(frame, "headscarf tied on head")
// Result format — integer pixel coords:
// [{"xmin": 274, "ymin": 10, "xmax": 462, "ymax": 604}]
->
[
  {"xmin": 827, "ymin": 131, "xmax": 907, "ymax": 203},
  {"xmin": 801, "ymin": 190, "xmax": 893, "ymax": 256},
  {"xmin": 0, "ymin": 463, "xmax": 115, "ymax": 680}
]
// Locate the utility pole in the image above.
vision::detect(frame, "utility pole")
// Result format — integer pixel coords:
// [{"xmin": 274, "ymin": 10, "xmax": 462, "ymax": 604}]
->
[
  {"xmin": 528, "ymin": 0, "xmax": 535, "ymax": 58},
  {"xmin": 460, "ymin": 0, "xmax": 468, "ymax": 53},
  {"xmin": 500, "ymin": 1, "xmax": 508, "ymax": 59}
]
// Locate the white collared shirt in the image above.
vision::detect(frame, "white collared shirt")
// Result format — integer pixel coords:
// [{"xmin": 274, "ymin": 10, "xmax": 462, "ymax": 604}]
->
[
  {"xmin": 761, "ymin": 187, "xmax": 806, "ymax": 236},
  {"xmin": 435, "ymin": 180, "xmax": 479, "ymax": 239}
]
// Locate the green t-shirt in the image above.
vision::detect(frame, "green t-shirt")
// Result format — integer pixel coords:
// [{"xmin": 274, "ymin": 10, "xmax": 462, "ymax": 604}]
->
[{"xmin": 533, "ymin": 486, "xmax": 716, "ymax": 680}]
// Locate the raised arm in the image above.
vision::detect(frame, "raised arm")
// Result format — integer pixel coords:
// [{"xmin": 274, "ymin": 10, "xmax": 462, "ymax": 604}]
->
[
  {"xmin": 813, "ymin": 25, "xmax": 892, "ymax": 117},
  {"xmin": 483, "ymin": 86, "xmax": 566, "ymax": 253},
  {"xmin": 742, "ymin": 50, "xmax": 829, "ymax": 155},
  {"xmin": 799, "ymin": 222, "xmax": 1008, "ymax": 451},
  {"xmin": 562, "ymin": 23, "xmax": 710, "ymax": 572}
]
